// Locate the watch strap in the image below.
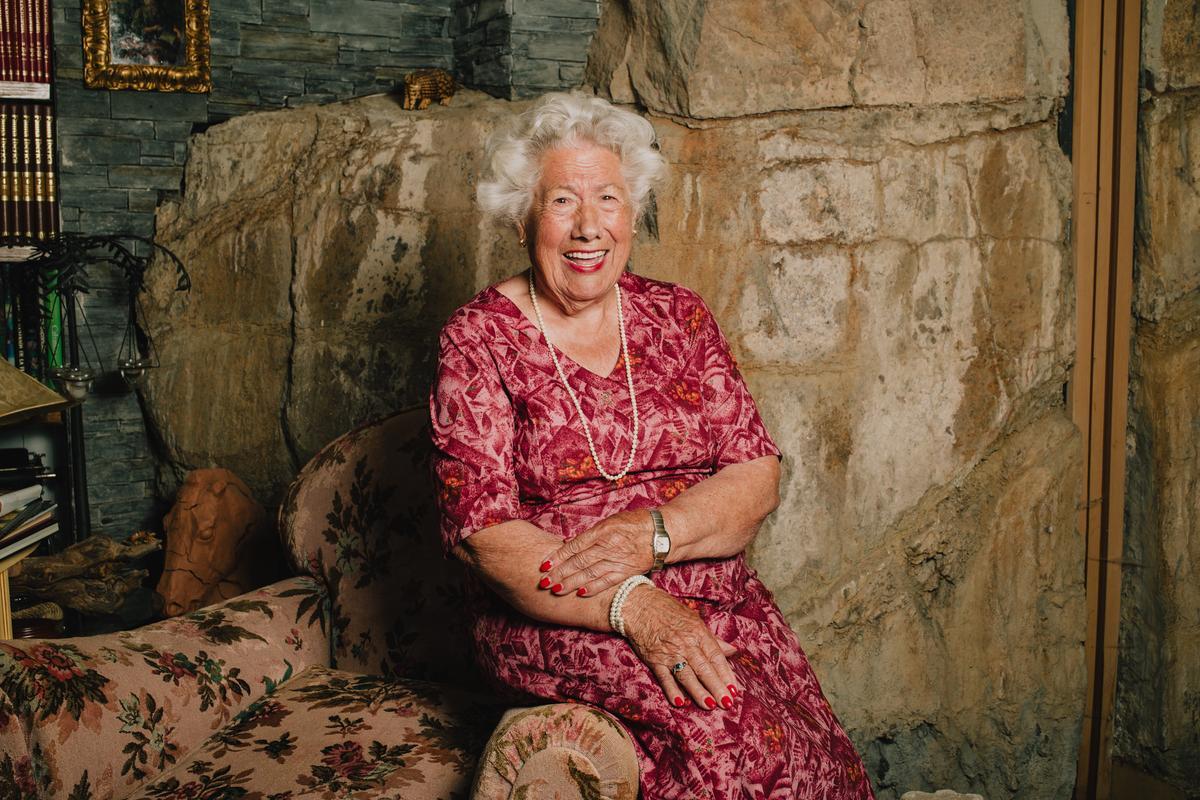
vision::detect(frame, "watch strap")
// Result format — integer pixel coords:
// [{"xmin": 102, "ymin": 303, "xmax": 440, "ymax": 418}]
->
[{"xmin": 649, "ymin": 508, "xmax": 669, "ymax": 573}]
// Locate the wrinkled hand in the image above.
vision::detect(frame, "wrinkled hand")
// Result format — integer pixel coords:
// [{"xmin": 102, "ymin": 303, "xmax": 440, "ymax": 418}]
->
[
  {"xmin": 621, "ymin": 585, "xmax": 741, "ymax": 711},
  {"xmin": 538, "ymin": 510, "xmax": 655, "ymax": 597}
]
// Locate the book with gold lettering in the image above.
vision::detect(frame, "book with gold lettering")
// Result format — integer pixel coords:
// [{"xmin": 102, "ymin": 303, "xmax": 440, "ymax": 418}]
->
[
  {"xmin": 0, "ymin": 101, "xmax": 55, "ymax": 242},
  {"xmin": 0, "ymin": 0, "xmax": 49, "ymax": 97}
]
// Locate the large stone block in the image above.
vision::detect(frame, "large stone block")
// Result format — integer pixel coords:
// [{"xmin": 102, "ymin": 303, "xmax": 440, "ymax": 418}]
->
[
  {"xmin": 77, "ymin": 188, "xmax": 134, "ymax": 211},
  {"xmin": 174, "ymin": 111, "xmax": 318, "ymax": 216},
  {"xmin": 110, "ymin": 90, "xmax": 208, "ymax": 121},
  {"xmin": 50, "ymin": 83, "xmax": 111, "ymax": 118},
  {"xmin": 751, "ymin": 403, "xmax": 1085, "ymax": 796},
  {"xmin": 153, "ymin": 121, "xmax": 198, "ymax": 141},
  {"xmin": 1133, "ymin": 92, "xmax": 1200, "ymax": 322},
  {"xmin": 1114, "ymin": 289, "xmax": 1200, "ymax": 793},
  {"xmin": 511, "ymin": 30, "xmax": 592, "ymax": 61},
  {"xmin": 240, "ymin": 26, "xmax": 340, "ymax": 62},
  {"xmin": 512, "ymin": 57, "xmax": 566, "ymax": 88},
  {"xmin": 514, "ymin": 0, "xmax": 599, "ymax": 18},
  {"xmin": 59, "ymin": 135, "xmax": 142, "ymax": 167},
  {"xmin": 1112, "ymin": 8, "xmax": 1200, "ymax": 786},
  {"xmin": 588, "ymin": 0, "xmax": 1069, "ymax": 118},
  {"xmin": 58, "ymin": 117, "xmax": 156, "ymax": 138},
  {"xmin": 140, "ymin": 328, "xmax": 296, "ymax": 500},
  {"xmin": 310, "ymin": 0, "xmax": 409, "ymax": 35},
  {"xmin": 78, "ymin": 209, "xmax": 154, "ymax": 236},
  {"xmin": 107, "ymin": 164, "xmax": 185, "ymax": 190},
  {"xmin": 146, "ymin": 92, "xmax": 521, "ymax": 503},
  {"xmin": 759, "ymin": 162, "xmax": 879, "ymax": 244},
  {"xmin": 404, "ymin": 11, "xmax": 451, "ymax": 38},
  {"xmin": 737, "ymin": 247, "xmax": 853, "ymax": 365},
  {"xmin": 1143, "ymin": 0, "xmax": 1200, "ymax": 91},
  {"xmin": 61, "ymin": 165, "xmax": 117, "ymax": 191},
  {"xmin": 853, "ymin": 0, "xmax": 1068, "ymax": 105},
  {"xmin": 214, "ymin": 0, "xmax": 262, "ymax": 21}
]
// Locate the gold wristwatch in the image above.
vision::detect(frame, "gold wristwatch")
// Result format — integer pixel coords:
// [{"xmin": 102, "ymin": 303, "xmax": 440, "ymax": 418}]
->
[{"xmin": 649, "ymin": 508, "xmax": 671, "ymax": 573}]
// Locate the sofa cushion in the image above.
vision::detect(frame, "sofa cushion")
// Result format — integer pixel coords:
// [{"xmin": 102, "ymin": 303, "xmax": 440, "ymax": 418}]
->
[
  {"xmin": 279, "ymin": 407, "xmax": 480, "ymax": 688},
  {"xmin": 127, "ymin": 664, "xmax": 507, "ymax": 800},
  {"xmin": 0, "ymin": 576, "xmax": 330, "ymax": 800}
]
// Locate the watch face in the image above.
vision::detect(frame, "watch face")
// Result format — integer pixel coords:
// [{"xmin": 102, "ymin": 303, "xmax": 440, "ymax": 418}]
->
[{"xmin": 653, "ymin": 532, "xmax": 670, "ymax": 554}]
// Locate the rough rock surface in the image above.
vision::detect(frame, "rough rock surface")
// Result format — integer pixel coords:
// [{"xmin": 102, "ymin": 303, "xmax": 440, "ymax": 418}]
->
[
  {"xmin": 585, "ymin": 0, "xmax": 1069, "ymax": 118},
  {"xmin": 1112, "ymin": 1, "xmax": 1200, "ymax": 793},
  {"xmin": 143, "ymin": 92, "xmax": 527, "ymax": 507},
  {"xmin": 143, "ymin": 2, "xmax": 1086, "ymax": 798}
]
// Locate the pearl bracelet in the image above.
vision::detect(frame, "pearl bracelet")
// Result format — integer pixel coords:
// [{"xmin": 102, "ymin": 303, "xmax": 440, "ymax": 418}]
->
[{"xmin": 609, "ymin": 575, "xmax": 654, "ymax": 637}]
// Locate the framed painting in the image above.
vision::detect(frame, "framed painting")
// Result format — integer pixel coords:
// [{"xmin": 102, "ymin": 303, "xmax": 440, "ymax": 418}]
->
[{"xmin": 82, "ymin": 0, "xmax": 211, "ymax": 92}]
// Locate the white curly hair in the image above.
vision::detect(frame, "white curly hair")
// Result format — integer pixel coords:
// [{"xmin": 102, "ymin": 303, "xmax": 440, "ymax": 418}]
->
[{"xmin": 476, "ymin": 90, "xmax": 668, "ymax": 227}]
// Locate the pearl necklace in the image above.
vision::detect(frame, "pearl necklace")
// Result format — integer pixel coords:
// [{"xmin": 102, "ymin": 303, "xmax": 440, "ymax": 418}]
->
[{"xmin": 528, "ymin": 271, "xmax": 639, "ymax": 482}]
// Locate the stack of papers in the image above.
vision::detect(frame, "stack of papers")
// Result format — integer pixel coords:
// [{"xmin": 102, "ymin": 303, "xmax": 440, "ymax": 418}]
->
[{"xmin": 0, "ymin": 484, "xmax": 57, "ymax": 559}]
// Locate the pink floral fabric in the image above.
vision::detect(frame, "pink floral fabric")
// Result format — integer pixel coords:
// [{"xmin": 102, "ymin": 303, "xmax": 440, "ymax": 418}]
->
[
  {"xmin": 0, "ymin": 576, "xmax": 329, "ymax": 799},
  {"xmin": 430, "ymin": 271, "xmax": 875, "ymax": 800}
]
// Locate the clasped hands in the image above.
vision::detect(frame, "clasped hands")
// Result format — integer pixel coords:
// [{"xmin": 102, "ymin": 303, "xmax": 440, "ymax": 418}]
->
[{"xmin": 537, "ymin": 509, "xmax": 741, "ymax": 712}]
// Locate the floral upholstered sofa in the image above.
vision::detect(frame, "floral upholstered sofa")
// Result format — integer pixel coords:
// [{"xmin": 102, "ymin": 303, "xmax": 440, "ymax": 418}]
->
[{"xmin": 0, "ymin": 407, "xmax": 639, "ymax": 799}]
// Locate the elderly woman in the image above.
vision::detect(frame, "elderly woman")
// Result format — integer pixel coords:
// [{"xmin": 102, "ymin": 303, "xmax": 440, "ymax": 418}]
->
[{"xmin": 429, "ymin": 91, "xmax": 874, "ymax": 799}]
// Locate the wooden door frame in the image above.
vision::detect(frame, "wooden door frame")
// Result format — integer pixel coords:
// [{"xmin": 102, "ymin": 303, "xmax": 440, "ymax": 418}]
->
[{"xmin": 1068, "ymin": 0, "xmax": 1140, "ymax": 797}]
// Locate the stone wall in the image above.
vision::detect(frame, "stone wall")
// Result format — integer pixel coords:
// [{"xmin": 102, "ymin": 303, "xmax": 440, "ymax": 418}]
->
[
  {"xmin": 455, "ymin": 0, "xmax": 599, "ymax": 98},
  {"xmin": 1112, "ymin": 0, "xmax": 1200, "ymax": 794},
  {"xmin": 51, "ymin": 0, "xmax": 456, "ymax": 536},
  {"xmin": 142, "ymin": 0, "xmax": 1086, "ymax": 791},
  {"xmin": 51, "ymin": 0, "xmax": 599, "ymax": 537},
  {"xmin": 54, "ymin": 0, "xmax": 455, "ymax": 241}
]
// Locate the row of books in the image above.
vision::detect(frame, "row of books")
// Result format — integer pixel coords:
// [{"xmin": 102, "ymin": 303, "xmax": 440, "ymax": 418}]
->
[
  {"xmin": 0, "ymin": 481, "xmax": 57, "ymax": 561},
  {"xmin": 0, "ymin": 102, "xmax": 56, "ymax": 240},
  {"xmin": 0, "ymin": 0, "xmax": 51, "ymax": 88},
  {"xmin": 0, "ymin": 261, "xmax": 61, "ymax": 380}
]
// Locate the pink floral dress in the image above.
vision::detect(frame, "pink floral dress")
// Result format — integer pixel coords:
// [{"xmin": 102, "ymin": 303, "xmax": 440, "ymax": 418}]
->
[{"xmin": 429, "ymin": 270, "xmax": 875, "ymax": 800}]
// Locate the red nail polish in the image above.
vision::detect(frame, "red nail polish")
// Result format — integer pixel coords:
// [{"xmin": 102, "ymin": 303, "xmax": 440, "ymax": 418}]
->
[
  {"xmin": 721, "ymin": 695, "xmax": 733, "ymax": 709},
  {"xmin": 551, "ymin": 583, "xmax": 563, "ymax": 593},
  {"xmin": 728, "ymin": 684, "xmax": 738, "ymax": 697},
  {"xmin": 576, "ymin": 587, "xmax": 588, "ymax": 596},
  {"xmin": 704, "ymin": 696, "xmax": 716, "ymax": 709},
  {"xmin": 538, "ymin": 577, "xmax": 551, "ymax": 589},
  {"xmin": 540, "ymin": 560, "xmax": 552, "ymax": 572},
  {"xmin": 673, "ymin": 696, "xmax": 685, "ymax": 707}
]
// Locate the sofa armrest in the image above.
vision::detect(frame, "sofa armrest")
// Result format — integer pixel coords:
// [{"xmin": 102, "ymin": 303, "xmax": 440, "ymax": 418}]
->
[
  {"xmin": 471, "ymin": 702, "xmax": 640, "ymax": 800},
  {"xmin": 0, "ymin": 575, "xmax": 330, "ymax": 800}
]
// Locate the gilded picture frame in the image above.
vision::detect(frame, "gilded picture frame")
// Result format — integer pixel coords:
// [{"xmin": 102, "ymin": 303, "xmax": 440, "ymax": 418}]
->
[{"xmin": 82, "ymin": 0, "xmax": 211, "ymax": 92}]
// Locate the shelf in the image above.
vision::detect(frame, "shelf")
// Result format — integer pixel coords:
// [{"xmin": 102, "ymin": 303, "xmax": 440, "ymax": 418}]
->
[
  {"xmin": 0, "ymin": 245, "xmax": 37, "ymax": 262},
  {"xmin": 20, "ymin": 410, "xmax": 64, "ymax": 425},
  {"xmin": 0, "ymin": 82, "xmax": 51, "ymax": 100}
]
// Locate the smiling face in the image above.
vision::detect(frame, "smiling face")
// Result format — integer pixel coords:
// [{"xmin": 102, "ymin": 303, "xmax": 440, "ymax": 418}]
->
[{"xmin": 522, "ymin": 141, "xmax": 634, "ymax": 315}]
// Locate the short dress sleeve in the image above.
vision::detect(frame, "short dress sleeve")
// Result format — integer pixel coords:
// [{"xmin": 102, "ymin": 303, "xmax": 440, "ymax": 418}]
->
[
  {"xmin": 429, "ymin": 316, "xmax": 522, "ymax": 558},
  {"xmin": 688, "ymin": 294, "xmax": 783, "ymax": 470}
]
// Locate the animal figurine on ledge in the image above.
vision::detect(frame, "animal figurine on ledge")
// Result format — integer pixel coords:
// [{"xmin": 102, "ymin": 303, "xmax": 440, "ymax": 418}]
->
[{"xmin": 401, "ymin": 67, "xmax": 457, "ymax": 110}]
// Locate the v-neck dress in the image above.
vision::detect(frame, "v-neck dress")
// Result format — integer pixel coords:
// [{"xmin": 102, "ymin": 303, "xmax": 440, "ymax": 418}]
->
[{"xmin": 429, "ymin": 270, "xmax": 874, "ymax": 800}]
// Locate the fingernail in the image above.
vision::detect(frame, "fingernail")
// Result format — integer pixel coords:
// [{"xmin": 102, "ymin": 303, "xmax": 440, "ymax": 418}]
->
[
  {"xmin": 673, "ymin": 696, "xmax": 685, "ymax": 707},
  {"xmin": 721, "ymin": 695, "xmax": 733, "ymax": 709},
  {"xmin": 727, "ymin": 684, "xmax": 738, "ymax": 697},
  {"xmin": 551, "ymin": 583, "xmax": 563, "ymax": 594},
  {"xmin": 540, "ymin": 560, "xmax": 552, "ymax": 572},
  {"xmin": 538, "ymin": 577, "xmax": 551, "ymax": 589},
  {"xmin": 576, "ymin": 587, "xmax": 588, "ymax": 597},
  {"xmin": 704, "ymin": 696, "xmax": 716, "ymax": 709}
]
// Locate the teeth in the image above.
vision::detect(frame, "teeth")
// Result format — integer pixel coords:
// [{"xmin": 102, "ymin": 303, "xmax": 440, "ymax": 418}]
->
[{"xmin": 565, "ymin": 250, "xmax": 606, "ymax": 260}]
